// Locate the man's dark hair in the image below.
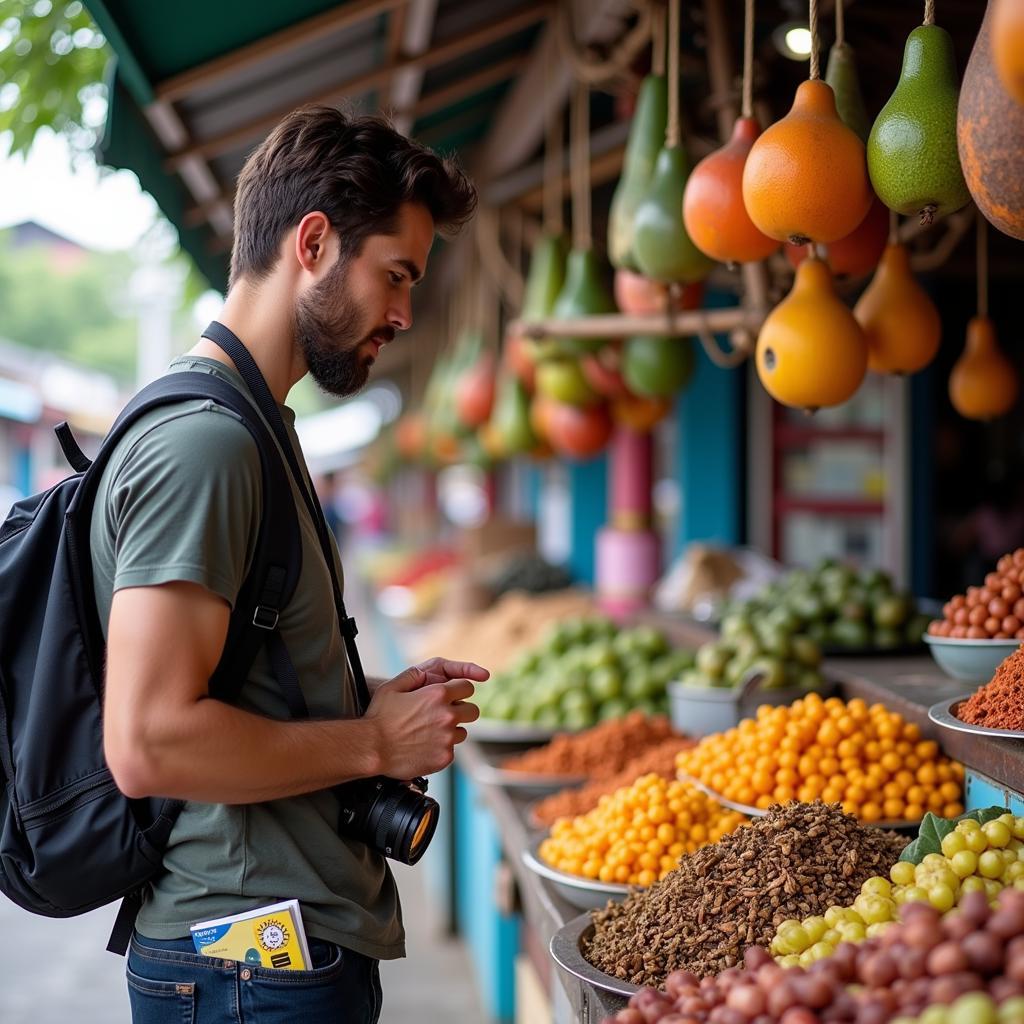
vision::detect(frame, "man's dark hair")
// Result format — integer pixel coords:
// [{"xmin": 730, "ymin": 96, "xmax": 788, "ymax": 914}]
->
[{"xmin": 230, "ymin": 105, "xmax": 477, "ymax": 288}]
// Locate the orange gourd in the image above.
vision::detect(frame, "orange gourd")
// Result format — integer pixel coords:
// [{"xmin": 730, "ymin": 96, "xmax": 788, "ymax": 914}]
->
[
  {"xmin": 756, "ymin": 257, "xmax": 868, "ymax": 410},
  {"xmin": 611, "ymin": 394, "xmax": 673, "ymax": 432},
  {"xmin": 743, "ymin": 80, "xmax": 873, "ymax": 245},
  {"xmin": 682, "ymin": 117, "xmax": 780, "ymax": 264},
  {"xmin": 854, "ymin": 244, "xmax": 941, "ymax": 375},
  {"xmin": 994, "ymin": 0, "xmax": 1024, "ymax": 105},
  {"xmin": 949, "ymin": 315, "xmax": 1019, "ymax": 419},
  {"xmin": 785, "ymin": 197, "xmax": 889, "ymax": 278}
]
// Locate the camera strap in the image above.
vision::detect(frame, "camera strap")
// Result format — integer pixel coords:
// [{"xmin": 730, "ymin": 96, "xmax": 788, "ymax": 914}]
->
[{"xmin": 202, "ymin": 320, "xmax": 373, "ymax": 715}]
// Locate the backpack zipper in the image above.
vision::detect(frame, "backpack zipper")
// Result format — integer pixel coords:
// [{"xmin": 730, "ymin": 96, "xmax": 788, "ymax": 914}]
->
[{"xmin": 19, "ymin": 771, "xmax": 118, "ymax": 826}]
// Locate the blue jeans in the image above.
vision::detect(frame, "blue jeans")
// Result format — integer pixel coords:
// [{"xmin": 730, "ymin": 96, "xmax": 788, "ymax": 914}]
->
[{"xmin": 126, "ymin": 932, "xmax": 382, "ymax": 1023}]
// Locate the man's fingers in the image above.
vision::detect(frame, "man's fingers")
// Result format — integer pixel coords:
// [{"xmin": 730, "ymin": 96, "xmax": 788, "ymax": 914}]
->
[
  {"xmin": 451, "ymin": 700, "xmax": 480, "ymax": 725},
  {"xmin": 420, "ymin": 658, "xmax": 490, "ymax": 682},
  {"xmin": 378, "ymin": 666, "xmax": 427, "ymax": 693},
  {"xmin": 453, "ymin": 727, "xmax": 468, "ymax": 745},
  {"xmin": 442, "ymin": 678, "xmax": 476, "ymax": 702}
]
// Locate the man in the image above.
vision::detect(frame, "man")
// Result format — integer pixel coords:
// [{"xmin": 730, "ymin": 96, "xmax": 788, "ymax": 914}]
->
[{"xmin": 93, "ymin": 106, "xmax": 482, "ymax": 1023}]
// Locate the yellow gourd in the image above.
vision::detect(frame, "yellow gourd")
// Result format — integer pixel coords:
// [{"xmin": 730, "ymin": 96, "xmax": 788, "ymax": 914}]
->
[
  {"xmin": 854, "ymin": 244, "xmax": 941, "ymax": 374},
  {"xmin": 756, "ymin": 257, "xmax": 868, "ymax": 410},
  {"xmin": 949, "ymin": 315, "xmax": 1019, "ymax": 419}
]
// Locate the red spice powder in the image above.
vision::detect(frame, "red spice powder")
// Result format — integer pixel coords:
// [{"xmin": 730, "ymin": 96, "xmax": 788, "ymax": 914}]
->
[{"xmin": 956, "ymin": 646, "xmax": 1024, "ymax": 730}]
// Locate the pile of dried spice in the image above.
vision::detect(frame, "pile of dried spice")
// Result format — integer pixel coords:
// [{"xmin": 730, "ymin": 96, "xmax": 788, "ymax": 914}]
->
[
  {"xmin": 956, "ymin": 644, "xmax": 1024, "ymax": 730},
  {"xmin": 583, "ymin": 801, "xmax": 907, "ymax": 988}
]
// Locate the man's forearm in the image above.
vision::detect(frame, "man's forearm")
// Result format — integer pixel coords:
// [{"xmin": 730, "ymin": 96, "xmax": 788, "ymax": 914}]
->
[{"xmin": 108, "ymin": 698, "xmax": 383, "ymax": 805}]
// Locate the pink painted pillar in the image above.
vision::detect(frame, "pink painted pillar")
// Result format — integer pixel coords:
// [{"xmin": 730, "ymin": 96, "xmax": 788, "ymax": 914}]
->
[{"xmin": 596, "ymin": 425, "xmax": 661, "ymax": 618}]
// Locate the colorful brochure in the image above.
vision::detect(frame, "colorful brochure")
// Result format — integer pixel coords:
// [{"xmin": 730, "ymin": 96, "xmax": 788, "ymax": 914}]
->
[{"xmin": 190, "ymin": 899, "xmax": 312, "ymax": 971}]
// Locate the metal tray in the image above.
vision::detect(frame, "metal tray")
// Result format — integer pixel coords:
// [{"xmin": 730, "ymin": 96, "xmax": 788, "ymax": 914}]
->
[
  {"xmin": 929, "ymin": 696, "xmax": 1024, "ymax": 741},
  {"xmin": 471, "ymin": 718, "xmax": 577, "ymax": 743},
  {"xmin": 521, "ymin": 840, "xmax": 634, "ymax": 911},
  {"xmin": 549, "ymin": 912, "xmax": 643, "ymax": 1000},
  {"xmin": 677, "ymin": 773, "xmax": 920, "ymax": 833},
  {"xmin": 471, "ymin": 760, "xmax": 586, "ymax": 794}
]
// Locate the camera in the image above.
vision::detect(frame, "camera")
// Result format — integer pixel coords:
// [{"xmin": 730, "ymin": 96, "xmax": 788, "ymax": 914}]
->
[{"xmin": 335, "ymin": 775, "xmax": 439, "ymax": 865}]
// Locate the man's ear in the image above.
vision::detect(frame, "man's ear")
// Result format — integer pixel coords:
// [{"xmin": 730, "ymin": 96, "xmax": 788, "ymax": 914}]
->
[{"xmin": 294, "ymin": 212, "xmax": 332, "ymax": 273}]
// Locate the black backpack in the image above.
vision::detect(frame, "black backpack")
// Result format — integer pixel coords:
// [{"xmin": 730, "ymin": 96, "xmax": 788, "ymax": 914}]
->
[{"xmin": 0, "ymin": 367, "xmax": 308, "ymax": 953}]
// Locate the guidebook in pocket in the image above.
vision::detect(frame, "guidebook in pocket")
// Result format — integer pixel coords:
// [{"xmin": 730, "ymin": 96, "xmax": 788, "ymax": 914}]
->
[{"xmin": 190, "ymin": 899, "xmax": 312, "ymax": 970}]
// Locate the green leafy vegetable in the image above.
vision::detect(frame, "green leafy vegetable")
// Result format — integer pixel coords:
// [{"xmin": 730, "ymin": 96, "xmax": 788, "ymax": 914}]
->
[{"xmin": 900, "ymin": 806, "xmax": 1009, "ymax": 864}]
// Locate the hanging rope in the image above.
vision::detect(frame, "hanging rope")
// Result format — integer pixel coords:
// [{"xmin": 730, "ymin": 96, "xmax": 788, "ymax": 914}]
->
[
  {"xmin": 652, "ymin": 1, "xmax": 666, "ymax": 76},
  {"xmin": 742, "ymin": 0, "xmax": 755, "ymax": 119},
  {"xmin": 666, "ymin": 0, "xmax": 680, "ymax": 146},
  {"xmin": 542, "ymin": 80, "xmax": 564, "ymax": 236},
  {"xmin": 809, "ymin": 0, "xmax": 820, "ymax": 80},
  {"xmin": 693, "ymin": 317, "xmax": 755, "ymax": 368},
  {"xmin": 835, "ymin": 0, "xmax": 845, "ymax": 46},
  {"xmin": 554, "ymin": 3, "xmax": 652, "ymax": 88},
  {"xmin": 924, "ymin": 0, "xmax": 935, "ymax": 26},
  {"xmin": 977, "ymin": 210, "xmax": 989, "ymax": 318},
  {"xmin": 889, "ymin": 209, "xmax": 899, "ymax": 246},
  {"xmin": 475, "ymin": 206, "xmax": 525, "ymax": 313},
  {"xmin": 571, "ymin": 81, "xmax": 592, "ymax": 250}
]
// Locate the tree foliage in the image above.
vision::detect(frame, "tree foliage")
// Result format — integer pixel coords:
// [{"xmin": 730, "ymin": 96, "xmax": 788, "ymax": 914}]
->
[{"xmin": 0, "ymin": 1, "xmax": 110, "ymax": 159}]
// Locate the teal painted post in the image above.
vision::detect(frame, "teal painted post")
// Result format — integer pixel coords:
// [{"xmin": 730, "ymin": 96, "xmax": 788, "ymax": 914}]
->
[
  {"xmin": 454, "ymin": 766, "xmax": 518, "ymax": 1023},
  {"xmin": 567, "ymin": 454, "xmax": 608, "ymax": 585},
  {"xmin": 965, "ymin": 771, "xmax": 1024, "ymax": 814},
  {"xmin": 673, "ymin": 329, "xmax": 743, "ymax": 558}
]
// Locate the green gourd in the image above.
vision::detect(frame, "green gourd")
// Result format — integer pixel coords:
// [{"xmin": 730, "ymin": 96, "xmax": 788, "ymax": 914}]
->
[
  {"xmin": 622, "ymin": 336, "xmax": 695, "ymax": 397},
  {"xmin": 633, "ymin": 145, "xmax": 714, "ymax": 284},
  {"xmin": 492, "ymin": 372, "xmax": 536, "ymax": 455},
  {"xmin": 868, "ymin": 25, "xmax": 970, "ymax": 225},
  {"xmin": 522, "ymin": 233, "xmax": 567, "ymax": 363},
  {"xmin": 549, "ymin": 248, "xmax": 618, "ymax": 356},
  {"xmin": 608, "ymin": 75, "xmax": 668, "ymax": 270},
  {"xmin": 825, "ymin": 41, "xmax": 871, "ymax": 144}
]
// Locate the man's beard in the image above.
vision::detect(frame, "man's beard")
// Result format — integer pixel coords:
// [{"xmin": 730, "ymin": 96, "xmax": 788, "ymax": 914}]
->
[{"xmin": 294, "ymin": 258, "xmax": 390, "ymax": 398}]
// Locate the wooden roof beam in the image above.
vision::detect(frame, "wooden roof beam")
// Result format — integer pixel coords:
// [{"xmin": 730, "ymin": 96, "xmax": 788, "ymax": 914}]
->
[
  {"xmin": 155, "ymin": 0, "xmax": 410, "ymax": 104},
  {"xmin": 165, "ymin": 1, "xmax": 550, "ymax": 171},
  {"xmin": 389, "ymin": 0, "xmax": 439, "ymax": 135}
]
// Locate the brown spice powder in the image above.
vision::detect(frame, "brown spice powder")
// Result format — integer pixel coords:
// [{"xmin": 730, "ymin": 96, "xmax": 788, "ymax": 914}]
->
[{"xmin": 956, "ymin": 645, "xmax": 1024, "ymax": 730}]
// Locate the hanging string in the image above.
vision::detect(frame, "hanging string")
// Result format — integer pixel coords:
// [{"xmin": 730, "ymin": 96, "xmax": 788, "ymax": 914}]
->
[
  {"xmin": 542, "ymin": 90, "xmax": 563, "ymax": 236},
  {"xmin": 652, "ymin": 1, "xmax": 666, "ymax": 76},
  {"xmin": 835, "ymin": 0, "xmax": 845, "ymax": 46},
  {"xmin": 742, "ymin": 0, "xmax": 755, "ymax": 119},
  {"xmin": 666, "ymin": 0, "xmax": 680, "ymax": 147},
  {"xmin": 809, "ymin": 0, "xmax": 820, "ymax": 80},
  {"xmin": 889, "ymin": 209, "xmax": 899, "ymax": 246},
  {"xmin": 977, "ymin": 212, "xmax": 989, "ymax": 318},
  {"xmin": 924, "ymin": 0, "xmax": 935, "ymax": 26},
  {"xmin": 571, "ymin": 81, "xmax": 592, "ymax": 250}
]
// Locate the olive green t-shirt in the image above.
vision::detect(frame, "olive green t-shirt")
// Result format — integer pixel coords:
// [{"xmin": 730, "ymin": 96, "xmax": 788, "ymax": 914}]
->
[{"xmin": 89, "ymin": 355, "xmax": 404, "ymax": 960}]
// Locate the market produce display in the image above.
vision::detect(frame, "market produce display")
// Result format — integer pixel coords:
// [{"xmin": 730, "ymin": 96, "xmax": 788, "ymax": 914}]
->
[
  {"xmin": 538, "ymin": 775, "xmax": 746, "ymax": 887},
  {"xmin": 719, "ymin": 561, "xmax": 931, "ymax": 653},
  {"xmin": 586, "ymin": 801, "xmax": 907, "ymax": 988},
  {"xmin": 503, "ymin": 712, "xmax": 683, "ymax": 779},
  {"xmin": 771, "ymin": 811, "xmax": 1024, "ymax": 965},
  {"xmin": 955, "ymin": 648, "xmax": 1024, "ymax": 731},
  {"xmin": 474, "ymin": 619, "xmax": 695, "ymax": 729},
  {"xmin": 676, "ymin": 694, "xmax": 965, "ymax": 821},
  {"xmin": 930, "ymin": 551, "xmax": 1024, "ymax": 640},
  {"xmin": 531, "ymin": 736, "xmax": 694, "ymax": 828},
  {"xmin": 606, "ymin": 889, "xmax": 1024, "ymax": 1023},
  {"xmin": 485, "ymin": 554, "xmax": 573, "ymax": 598}
]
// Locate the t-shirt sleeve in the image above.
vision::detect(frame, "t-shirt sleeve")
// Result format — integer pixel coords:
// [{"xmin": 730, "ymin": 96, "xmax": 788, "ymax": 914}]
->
[{"xmin": 106, "ymin": 405, "xmax": 263, "ymax": 608}]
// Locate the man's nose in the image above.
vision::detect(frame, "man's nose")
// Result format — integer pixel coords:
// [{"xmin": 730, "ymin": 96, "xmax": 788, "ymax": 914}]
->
[{"xmin": 388, "ymin": 293, "xmax": 412, "ymax": 332}]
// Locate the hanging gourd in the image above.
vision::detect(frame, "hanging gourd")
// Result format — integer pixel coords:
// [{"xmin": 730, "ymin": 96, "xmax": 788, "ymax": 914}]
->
[
  {"xmin": 581, "ymin": 344, "xmax": 631, "ymax": 400},
  {"xmin": 608, "ymin": 67, "xmax": 668, "ymax": 269},
  {"xmin": 756, "ymin": 257, "xmax": 868, "ymax": 411},
  {"xmin": 632, "ymin": 0, "xmax": 714, "ymax": 283},
  {"xmin": 824, "ymin": 0, "xmax": 871, "ymax": 143},
  {"xmin": 742, "ymin": 0, "xmax": 872, "ymax": 244},
  {"xmin": 454, "ymin": 350, "xmax": 497, "ymax": 429},
  {"xmin": 993, "ymin": 0, "xmax": 1024, "ymax": 105},
  {"xmin": 549, "ymin": 82, "xmax": 618, "ymax": 355},
  {"xmin": 958, "ymin": 0, "xmax": 1024, "ymax": 240},
  {"xmin": 682, "ymin": 0, "xmax": 779, "ymax": 264},
  {"xmin": 534, "ymin": 396, "xmax": 614, "ymax": 460},
  {"xmin": 868, "ymin": 0, "xmax": 969, "ymax": 226},
  {"xmin": 853, "ymin": 214, "xmax": 941, "ymax": 375},
  {"xmin": 622, "ymin": 335, "xmax": 696, "ymax": 398},
  {"xmin": 949, "ymin": 216, "xmax": 1018, "ymax": 419},
  {"xmin": 785, "ymin": 197, "xmax": 888, "ymax": 278},
  {"xmin": 535, "ymin": 356, "xmax": 600, "ymax": 407}
]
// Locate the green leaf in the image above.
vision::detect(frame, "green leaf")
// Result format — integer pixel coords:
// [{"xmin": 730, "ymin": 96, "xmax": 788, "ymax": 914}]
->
[{"xmin": 899, "ymin": 806, "xmax": 1009, "ymax": 864}]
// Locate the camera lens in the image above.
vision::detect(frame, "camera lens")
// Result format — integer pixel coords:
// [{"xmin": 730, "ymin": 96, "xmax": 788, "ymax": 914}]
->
[{"xmin": 367, "ymin": 782, "xmax": 439, "ymax": 864}]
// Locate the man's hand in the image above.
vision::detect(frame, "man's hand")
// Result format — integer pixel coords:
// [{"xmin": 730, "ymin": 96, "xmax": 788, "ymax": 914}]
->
[{"xmin": 364, "ymin": 659, "xmax": 488, "ymax": 779}]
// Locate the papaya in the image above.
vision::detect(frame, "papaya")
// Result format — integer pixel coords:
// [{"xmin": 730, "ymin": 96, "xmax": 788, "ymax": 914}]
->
[
  {"xmin": 958, "ymin": 0, "xmax": 1024, "ymax": 240},
  {"xmin": 549, "ymin": 248, "xmax": 618, "ymax": 356},
  {"xmin": 608, "ymin": 75, "xmax": 668, "ymax": 270},
  {"xmin": 633, "ymin": 144, "xmax": 714, "ymax": 283}
]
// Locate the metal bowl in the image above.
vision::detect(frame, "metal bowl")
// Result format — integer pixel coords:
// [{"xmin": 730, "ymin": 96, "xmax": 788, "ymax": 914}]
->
[
  {"xmin": 549, "ymin": 912, "xmax": 643, "ymax": 1000},
  {"xmin": 521, "ymin": 841, "xmax": 634, "ymax": 911},
  {"xmin": 923, "ymin": 635, "xmax": 1021, "ymax": 685},
  {"xmin": 471, "ymin": 760, "xmax": 586, "ymax": 795},
  {"xmin": 471, "ymin": 718, "xmax": 577, "ymax": 743},
  {"xmin": 929, "ymin": 695, "xmax": 1024, "ymax": 740}
]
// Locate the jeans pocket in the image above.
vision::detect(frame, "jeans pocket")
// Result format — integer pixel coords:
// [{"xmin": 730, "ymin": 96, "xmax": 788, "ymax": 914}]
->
[
  {"xmin": 248, "ymin": 941, "xmax": 345, "ymax": 984},
  {"xmin": 125, "ymin": 967, "xmax": 196, "ymax": 1024}
]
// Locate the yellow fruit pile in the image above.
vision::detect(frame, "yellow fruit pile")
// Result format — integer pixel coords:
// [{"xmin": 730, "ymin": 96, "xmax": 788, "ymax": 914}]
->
[
  {"xmin": 676, "ymin": 694, "xmax": 964, "ymax": 822},
  {"xmin": 537, "ymin": 773, "xmax": 746, "ymax": 887}
]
